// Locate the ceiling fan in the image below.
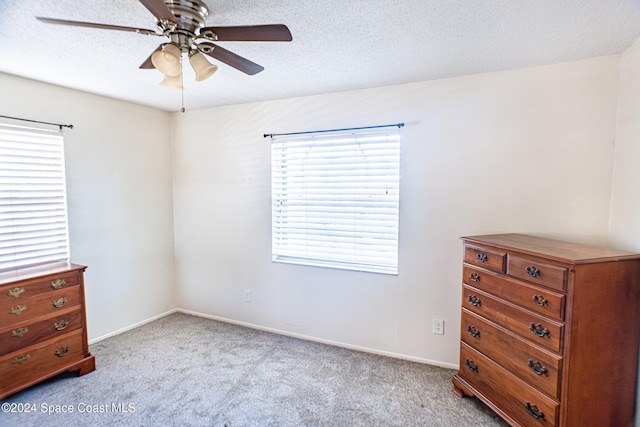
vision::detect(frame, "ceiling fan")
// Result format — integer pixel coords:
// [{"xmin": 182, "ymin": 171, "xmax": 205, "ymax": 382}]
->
[{"xmin": 36, "ymin": 0, "xmax": 292, "ymax": 89}]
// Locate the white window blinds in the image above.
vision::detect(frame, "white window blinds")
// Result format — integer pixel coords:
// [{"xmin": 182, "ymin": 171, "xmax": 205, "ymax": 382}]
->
[
  {"xmin": 271, "ymin": 127, "xmax": 401, "ymax": 275},
  {"xmin": 0, "ymin": 124, "xmax": 70, "ymax": 271}
]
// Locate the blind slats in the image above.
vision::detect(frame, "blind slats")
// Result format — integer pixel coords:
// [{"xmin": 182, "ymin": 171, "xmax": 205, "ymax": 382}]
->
[
  {"xmin": 271, "ymin": 128, "xmax": 400, "ymax": 275},
  {"xmin": 0, "ymin": 124, "xmax": 70, "ymax": 271}
]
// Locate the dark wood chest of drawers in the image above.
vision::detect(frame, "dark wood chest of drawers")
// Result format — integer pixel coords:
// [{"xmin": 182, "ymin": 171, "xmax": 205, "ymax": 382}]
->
[
  {"xmin": 0, "ymin": 263, "xmax": 95, "ymax": 399},
  {"xmin": 453, "ymin": 234, "xmax": 640, "ymax": 427}
]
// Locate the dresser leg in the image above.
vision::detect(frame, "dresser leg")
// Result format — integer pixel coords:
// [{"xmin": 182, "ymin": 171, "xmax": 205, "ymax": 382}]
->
[
  {"xmin": 453, "ymin": 384, "xmax": 465, "ymax": 398},
  {"xmin": 452, "ymin": 375, "xmax": 473, "ymax": 398},
  {"xmin": 75, "ymin": 355, "xmax": 96, "ymax": 376},
  {"xmin": 78, "ymin": 356, "xmax": 96, "ymax": 376}
]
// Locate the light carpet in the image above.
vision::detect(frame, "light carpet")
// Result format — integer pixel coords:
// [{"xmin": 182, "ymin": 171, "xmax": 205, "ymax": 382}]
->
[{"xmin": 1, "ymin": 312, "xmax": 507, "ymax": 426}]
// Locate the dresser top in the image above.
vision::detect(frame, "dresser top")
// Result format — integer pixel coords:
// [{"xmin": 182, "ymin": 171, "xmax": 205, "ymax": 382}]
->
[
  {"xmin": 462, "ymin": 234, "xmax": 640, "ymax": 264},
  {"xmin": 0, "ymin": 262, "xmax": 87, "ymax": 286}
]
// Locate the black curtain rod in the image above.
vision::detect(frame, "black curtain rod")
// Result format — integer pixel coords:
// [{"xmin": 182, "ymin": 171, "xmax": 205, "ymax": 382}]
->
[
  {"xmin": 0, "ymin": 115, "xmax": 73, "ymax": 130},
  {"xmin": 264, "ymin": 122, "xmax": 404, "ymax": 139}
]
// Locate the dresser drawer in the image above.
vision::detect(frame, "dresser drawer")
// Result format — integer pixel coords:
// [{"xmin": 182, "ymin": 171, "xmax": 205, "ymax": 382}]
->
[
  {"xmin": 464, "ymin": 245, "xmax": 506, "ymax": 273},
  {"xmin": 459, "ymin": 343, "xmax": 559, "ymax": 426},
  {"xmin": 1, "ymin": 271, "xmax": 80, "ymax": 302},
  {"xmin": 461, "ymin": 310, "xmax": 562, "ymax": 398},
  {"xmin": 0, "ymin": 330, "xmax": 85, "ymax": 396},
  {"xmin": 0, "ymin": 308, "xmax": 83, "ymax": 357},
  {"xmin": 463, "ymin": 265, "xmax": 565, "ymax": 321},
  {"xmin": 0, "ymin": 286, "xmax": 81, "ymax": 325},
  {"xmin": 463, "ymin": 285, "xmax": 564, "ymax": 353},
  {"xmin": 508, "ymin": 255, "xmax": 567, "ymax": 291}
]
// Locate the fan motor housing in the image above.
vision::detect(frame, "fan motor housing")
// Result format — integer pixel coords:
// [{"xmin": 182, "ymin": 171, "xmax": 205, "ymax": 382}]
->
[{"xmin": 161, "ymin": 0, "xmax": 209, "ymax": 34}]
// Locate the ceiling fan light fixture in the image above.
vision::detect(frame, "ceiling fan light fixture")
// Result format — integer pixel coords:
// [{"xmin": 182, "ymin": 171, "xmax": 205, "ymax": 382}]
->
[
  {"xmin": 159, "ymin": 73, "xmax": 183, "ymax": 90},
  {"xmin": 189, "ymin": 51, "xmax": 218, "ymax": 81},
  {"xmin": 36, "ymin": 0, "xmax": 293, "ymax": 111},
  {"xmin": 151, "ymin": 43, "xmax": 182, "ymax": 76}
]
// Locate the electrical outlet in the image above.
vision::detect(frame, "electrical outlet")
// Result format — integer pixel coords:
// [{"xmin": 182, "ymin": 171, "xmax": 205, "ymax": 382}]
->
[
  {"xmin": 433, "ymin": 319, "xmax": 444, "ymax": 335},
  {"xmin": 243, "ymin": 289, "xmax": 252, "ymax": 303}
]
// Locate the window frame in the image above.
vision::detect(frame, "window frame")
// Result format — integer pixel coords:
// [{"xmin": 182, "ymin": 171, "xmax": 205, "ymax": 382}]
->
[
  {"xmin": 0, "ymin": 123, "xmax": 71, "ymax": 272},
  {"xmin": 270, "ymin": 126, "xmax": 401, "ymax": 275}
]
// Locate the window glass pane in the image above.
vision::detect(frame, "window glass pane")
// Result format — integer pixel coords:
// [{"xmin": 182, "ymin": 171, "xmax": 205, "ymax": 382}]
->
[
  {"xmin": 0, "ymin": 124, "xmax": 70, "ymax": 271},
  {"xmin": 271, "ymin": 128, "xmax": 400, "ymax": 275}
]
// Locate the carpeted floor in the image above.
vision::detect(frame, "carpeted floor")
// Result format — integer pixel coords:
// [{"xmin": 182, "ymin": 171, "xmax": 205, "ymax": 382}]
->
[{"xmin": 2, "ymin": 312, "xmax": 508, "ymax": 426}]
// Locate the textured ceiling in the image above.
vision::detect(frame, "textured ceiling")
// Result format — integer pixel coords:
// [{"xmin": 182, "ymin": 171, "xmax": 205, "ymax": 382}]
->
[{"xmin": 1, "ymin": 0, "xmax": 640, "ymax": 112}]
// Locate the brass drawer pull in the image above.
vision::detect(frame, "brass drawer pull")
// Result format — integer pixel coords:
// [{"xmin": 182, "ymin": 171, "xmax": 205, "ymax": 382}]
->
[
  {"xmin": 51, "ymin": 278, "xmax": 66, "ymax": 289},
  {"xmin": 11, "ymin": 327, "xmax": 29, "ymax": 338},
  {"xmin": 469, "ymin": 272, "xmax": 480, "ymax": 282},
  {"xmin": 529, "ymin": 322, "xmax": 550, "ymax": 338},
  {"xmin": 524, "ymin": 402, "xmax": 545, "ymax": 420},
  {"xmin": 526, "ymin": 266, "xmax": 541, "ymax": 277},
  {"xmin": 7, "ymin": 287, "xmax": 25, "ymax": 298},
  {"xmin": 9, "ymin": 305, "xmax": 27, "ymax": 315},
  {"xmin": 55, "ymin": 346, "xmax": 70, "ymax": 357},
  {"xmin": 533, "ymin": 295, "xmax": 548, "ymax": 307},
  {"xmin": 476, "ymin": 253, "xmax": 487, "ymax": 263},
  {"xmin": 465, "ymin": 359, "xmax": 478, "ymax": 372},
  {"xmin": 466, "ymin": 325, "xmax": 480, "ymax": 338},
  {"xmin": 52, "ymin": 297, "xmax": 67, "ymax": 308},
  {"xmin": 527, "ymin": 359, "xmax": 548, "ymax": 376},
  {"xmin": 467, "ymin": 295, "xmax": 481, "ymax": 306},
  {"xmin": 54, "ymin": 319, "xmax": 69, "ymax": 331},
  {"xmin": 12, "ymin": 354, "xmax": 30, "ymax": 365}
]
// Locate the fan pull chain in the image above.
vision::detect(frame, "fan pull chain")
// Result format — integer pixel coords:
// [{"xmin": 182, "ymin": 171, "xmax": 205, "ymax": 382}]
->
[{"xmin": 181, "ymin": 57, "xmax": 186, "ymax": 113}]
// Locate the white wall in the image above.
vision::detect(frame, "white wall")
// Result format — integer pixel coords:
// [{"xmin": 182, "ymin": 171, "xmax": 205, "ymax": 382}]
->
[
  {"xmin": 171, "ymin": 55, "xmax": 621, "ymax": 366},
  {"xmin": 0, "ymin": 73, "xmax": 176, "ymax": 340},
  {"xmin": 611, "ymin": 37, "xmax": 640, "ymax": 250},
  {"xmin": 610, "ymin": 35, "xmax": 640, "ymax": 427}
]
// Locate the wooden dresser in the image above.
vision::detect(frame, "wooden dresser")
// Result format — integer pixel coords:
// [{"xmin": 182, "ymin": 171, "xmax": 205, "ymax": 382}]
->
[
  {"xmin": 452, "ymin": 234, "xmax": 640, "ymax": 427},
  {"xmin": 0, "ymin": 262, "xmax": 95, "ymax": 399}
]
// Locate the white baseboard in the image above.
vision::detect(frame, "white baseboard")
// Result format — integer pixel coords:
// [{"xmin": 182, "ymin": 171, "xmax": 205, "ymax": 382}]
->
[
  {"xmin": 177, "ymin": 308, "xmax": 459, "ymax": 370},
  {"xmin": 88, "ymin": 307, "xmax": 458, "ymax": 370},
  {"xmin": 88, "ymin": 309, "xmax": 178, "ymax": 344}
]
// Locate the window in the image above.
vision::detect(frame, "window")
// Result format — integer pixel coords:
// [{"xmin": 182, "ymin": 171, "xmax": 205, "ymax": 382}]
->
[
  {"xmin": 271, "ymin": 126, "xmax": 401, "ymax": 275},
  {"xmin": 0, "ymin": 124, "xmax": 70, "ymax": 271}
]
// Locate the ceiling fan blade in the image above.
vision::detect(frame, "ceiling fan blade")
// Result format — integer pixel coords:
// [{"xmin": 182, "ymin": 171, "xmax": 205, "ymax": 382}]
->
[
  {"xmin": 198, "ymin": 42, "xmax": 264, "ymax": 75},
  {"xmin": 139, "ymin": 45, "xmax": 164, "ymax": 69},
  {"xmin": 36, "ymin": 17, "xmax": 159, "ymax": 35},
  {"xmin": 138, "ymin": 0, "xmax": 179, "ymax": 25},
  {"xmin": 199, "ymin": 25, "xmax": 292, "ymax": 42}
]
